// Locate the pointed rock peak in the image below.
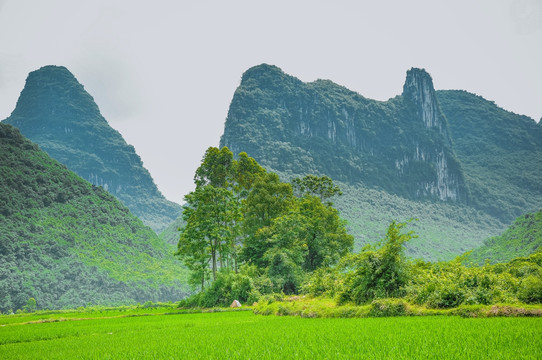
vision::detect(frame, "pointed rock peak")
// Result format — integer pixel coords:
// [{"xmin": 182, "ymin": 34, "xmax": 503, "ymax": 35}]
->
[
  {"xmin": 242, "ymin": 63, "xmax": 285, "ymax": 81},
  {"xmin": 240, "ymin": 64, "xmax": 299, "ymax": 91},
  {"xmin": 402, "ymin": 68, "xmax": 443, "ymax": 130},
  {"xmin": 8, "ymin": 65, "xmax": 100, "ymax": 125},
  {"xmin": 24, "ymin": 65, "xmax": 87, "ymax": 97},
  {"xmin": 402, "ymin": 68, "xmax": 435, "ymax": 99},
  {"xmin": 28, "ymin": 65, "xmax": 76, "ymax": 81}
]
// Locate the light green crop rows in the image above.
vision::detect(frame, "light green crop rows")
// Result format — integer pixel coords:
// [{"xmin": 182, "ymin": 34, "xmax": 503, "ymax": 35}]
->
[{"xmin": 1, "ymin": 311, "xmax": 541, "ymax": 359}]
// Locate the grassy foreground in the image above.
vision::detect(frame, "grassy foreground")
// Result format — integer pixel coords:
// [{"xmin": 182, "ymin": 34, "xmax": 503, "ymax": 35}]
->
[{"xmin": 1, "ymin": 308, "xmax": 541, "ymax": 359}]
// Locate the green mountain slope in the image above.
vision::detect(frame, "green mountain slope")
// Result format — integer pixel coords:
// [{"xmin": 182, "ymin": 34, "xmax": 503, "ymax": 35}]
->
[
  {"xmin": 2, "ymin": 66, "xmax": 182, "ymax": 233},
  {"xmin": 333, "ymin": 181, "xmax": 504, "ymax": 260},
  {"xmin": 0, "ymin": 123, "xmax": 189, "ymax": 313},
  {"xmin": 269, "ymin": 172, "xmax": 504, "ymax": 261},
  {"xmin": 467, "ymin": 210, "xmax": 542, "ymax": 265},
  {"xmin": 159, "ymin": 214, "xmax": 185, "ymax": 246},
  {"xmin": 437, "ymin": 90, "xmax": 542, "ymax": 222}
]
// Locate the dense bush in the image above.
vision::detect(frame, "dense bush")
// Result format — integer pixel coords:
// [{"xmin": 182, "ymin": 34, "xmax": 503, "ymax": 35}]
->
[
  {"xmin": 518, "ymin": 275, "xmax": 542, "ymax": 304},
  {"xmin": 301, "ymin": 220, "xmax": 542, "ymax": 310},
  {"xmin": 405, "ymin": 252, "xmax": 542, "ymax": 308},
  {"xmin": 368, "ymin": 298, "xmax": 408, "ymax": 317},
  {"xmin": 337, "ymin": 221, "xmax": 415, "ymax": 305},
  {"xmin": 178, "ymin": 268, "xmax": 262, "ymax": 308}
]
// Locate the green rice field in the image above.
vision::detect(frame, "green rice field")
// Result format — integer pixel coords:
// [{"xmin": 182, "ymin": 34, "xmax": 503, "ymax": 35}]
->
[{"xmin": 1, "ymin": 310, "xmax": 541, "ymax": 359}]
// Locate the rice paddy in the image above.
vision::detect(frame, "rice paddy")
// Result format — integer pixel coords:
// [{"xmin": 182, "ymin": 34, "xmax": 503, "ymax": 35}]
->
[{"xmin": 1, "ymin": 309, "xmax": 541, "ymax": 359}]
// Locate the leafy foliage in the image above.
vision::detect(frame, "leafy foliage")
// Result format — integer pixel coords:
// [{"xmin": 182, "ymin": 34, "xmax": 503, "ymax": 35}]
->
[
  {"xmin": 0, "ymin": 123, "xmax": 189, "ymax": 313},
  {"xmin": 292, "ymin": 174, "xmax": 342, "ymax": 203},
  {"xmin": 405, "ymin": 251, "xmax": 542, "ymax": 308},
  {"xmin": 301, "ymin": 220, "xmax": 542, "ymax": 309}
]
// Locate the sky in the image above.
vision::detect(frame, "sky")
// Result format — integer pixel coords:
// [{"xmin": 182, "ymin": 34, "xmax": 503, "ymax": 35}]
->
[{"xmin": 1, "ymin": 0, "xmax": 541, "ymax": 204}]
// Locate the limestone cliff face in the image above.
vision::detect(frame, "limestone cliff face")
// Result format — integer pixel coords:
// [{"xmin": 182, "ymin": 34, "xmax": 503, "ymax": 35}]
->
[
  {"xmin": 403, "ymin": 68, "xmax": 448, "ymax": 135},
  {"xmin": 221, "ymin": 64, "xmax": 468, "ymax": 203},
  {"xmin": 3, "ymin": 66, "xmax": 181, "ymax": 232},
  {"xmin": 399, "ymin": 68, "xmax": 462, "ymax": 201}
]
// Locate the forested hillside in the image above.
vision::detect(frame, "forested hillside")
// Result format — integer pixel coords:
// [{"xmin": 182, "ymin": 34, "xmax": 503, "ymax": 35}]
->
[
  {"xmin": 0, "ymin": 123, "xmax": 189, "ymax": 312},
  {"xmin": 159, "ymin": 214, "xmax": 185, "ymax": 246},
  {"xmin": 331, "ymin": 181, "xmax": 505, "ymax": 260},
  {"xmin": 467, "ymin": 209, "xmax": 542, "ymax": 265},
  {"xmin": 2, "ymin": 66, "xmax": 182, "ymax": 233},
  {"xmin": 438, "ymin": 90, "xmax": 542, "ymax": 221}
]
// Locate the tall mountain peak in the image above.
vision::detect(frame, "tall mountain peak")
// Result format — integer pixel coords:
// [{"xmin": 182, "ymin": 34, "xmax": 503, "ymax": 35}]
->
[
  {"xmin": 242, "ymin": 63, "xmax": 284, "ymax": 80},
  {"xmin": 10, "ymin": 65, "xmax": 101, "ymax": 124},
  {"xmin": 3, "ymin": 66, "xmax": 182, "ymax": 232},
  {"xmin": 239, "ymin": 63, "xmax": 302, "ymax": 93},
  {"xmin": 402, "ymin": 68, "xmax": 445, "ymax": 132}
]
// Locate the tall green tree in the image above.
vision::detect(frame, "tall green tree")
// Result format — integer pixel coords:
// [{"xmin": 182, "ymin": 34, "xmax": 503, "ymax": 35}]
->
[
  {"xmin": 178, "ymin": 146, "xmax": 354, "ymax": 297},
  {"xmin": 241, "ymin": 172, "xmax": 294, "ymax": 267},
  {"xmin": 178, "ymin": 147, "xmax": 266, "ymax": 286},
  {"xmin": 176, "ymin": 185, "xmax": 241, "ymax": 286},
  {"xmin": 194, "ymin": 147, "xmax": 234, "ymax": 188}
]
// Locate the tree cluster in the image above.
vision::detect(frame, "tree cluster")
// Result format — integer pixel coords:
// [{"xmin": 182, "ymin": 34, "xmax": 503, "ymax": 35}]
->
[{"xmin": 176, "ymin": 147, "xmax": 353, "ymax": 304}]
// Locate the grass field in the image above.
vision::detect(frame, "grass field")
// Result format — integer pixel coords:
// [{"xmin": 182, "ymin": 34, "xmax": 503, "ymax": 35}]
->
[{"xmin": 1, "ymin": 309, "xmax": 541, "ymax": 359}]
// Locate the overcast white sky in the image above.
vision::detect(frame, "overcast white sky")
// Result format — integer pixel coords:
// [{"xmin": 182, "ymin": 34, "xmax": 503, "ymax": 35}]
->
[{"xmin": 1, "ymin": 0, "xmax": 541, "ymax": 204}]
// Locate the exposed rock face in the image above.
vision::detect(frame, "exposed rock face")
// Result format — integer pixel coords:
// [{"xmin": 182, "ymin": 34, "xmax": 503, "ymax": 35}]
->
[
  {"xmin": 221, "ymin": 64, "xmax": 467, "ymax": 203},
  {"xmin": 3, "ymin": 66, "xmax": 181, "ymax": 232},
  {"xmin": 403, "ymin": 68, "xmax": 448, "ymax": 135}
]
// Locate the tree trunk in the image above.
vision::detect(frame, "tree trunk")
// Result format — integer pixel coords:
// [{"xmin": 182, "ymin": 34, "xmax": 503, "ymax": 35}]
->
[{"xmin": 212, "ymin": 241, "xmax": 217, "ymax": 281}]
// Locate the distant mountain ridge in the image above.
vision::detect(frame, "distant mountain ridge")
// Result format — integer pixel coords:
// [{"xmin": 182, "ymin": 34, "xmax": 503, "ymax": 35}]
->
[
  {"xmin": 2, "ymin": 66, "xmax": 182, "ymax": 233},
  {"xmin": 0, "ymin": 123, "xmax": 189, "ymax": 312}
]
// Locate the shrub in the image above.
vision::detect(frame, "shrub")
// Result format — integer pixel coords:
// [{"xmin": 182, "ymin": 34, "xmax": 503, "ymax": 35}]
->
[
  {"xmin": 22, "ymin": 298, "xmax": 37, "ymax": 312},
  {"xmin": 518, "ymin": 275, "xmax": 542, "ymax": 304},
  {"xmin": 337, "ymin": 221, "xmax": 415, "ymax": 305},
  {"xmin": 302, "ymin": 267, "xmax": 339, "ymax": 297},
  {"xmin": 427, "ymin": 286, "xmax": 465, "ymax": 309},
  {"xmin": 368, "ymin": 298, "xmax": 408, "ymax": 317}
]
